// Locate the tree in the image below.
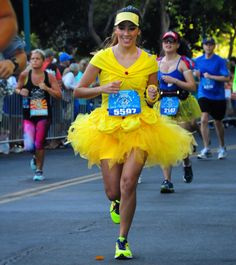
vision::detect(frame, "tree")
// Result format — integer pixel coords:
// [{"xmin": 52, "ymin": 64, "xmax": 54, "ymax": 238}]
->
[{"xmin": 11, "ymin": 0, "xmax": 236, "ymax": 57}]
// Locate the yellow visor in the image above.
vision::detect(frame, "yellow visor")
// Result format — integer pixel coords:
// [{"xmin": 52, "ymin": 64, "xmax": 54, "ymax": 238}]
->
[{"xmin": 114, "ymin": 12, "xmax": 139, "ymax": 27}]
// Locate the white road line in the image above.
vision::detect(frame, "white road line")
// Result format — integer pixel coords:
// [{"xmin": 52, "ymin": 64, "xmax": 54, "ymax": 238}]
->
[
  {"xmin": 1, "ymin": 144, "xmax": 236, "ymax": 205},
  {"xmin": 0, "ymin": 173, "xmax": 102, "ymax": 204}
]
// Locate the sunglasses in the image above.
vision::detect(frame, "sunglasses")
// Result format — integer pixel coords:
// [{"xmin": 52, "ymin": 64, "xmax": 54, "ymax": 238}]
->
[
  {"xmin": 117, "ymin": 25, "xmax": 138, "ymax": 31},
  {"xmin": 162, "ymin": 38, "xmax": 177, "ymax": 44}
]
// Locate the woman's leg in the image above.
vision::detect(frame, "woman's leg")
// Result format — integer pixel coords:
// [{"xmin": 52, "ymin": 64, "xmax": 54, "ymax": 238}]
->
[
  {"xmin": 101, "ymin": 160, "xmax": 123, "ymax": 201},
  {"xmin": 119, "ymin": 149, "xmax": 146, "ymax": 239},
  {"xmin": 23, "ymin": 120, "xmax": 35, "ymax": 152},
  {"xmin": 34, "ymin": 119, "xmax": 50, "ymax": 171}
]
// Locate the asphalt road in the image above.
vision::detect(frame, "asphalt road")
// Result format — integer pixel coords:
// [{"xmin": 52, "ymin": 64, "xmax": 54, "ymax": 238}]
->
[{"xmin": 0, "ymin": 127, "xmax": 236, "ymax": 265}]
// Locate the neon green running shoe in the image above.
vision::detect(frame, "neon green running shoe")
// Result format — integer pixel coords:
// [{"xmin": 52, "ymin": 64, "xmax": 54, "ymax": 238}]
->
[
  {"xmin": 110, "ymin": 200, "xmax": 120, "ymax": 224},
  {"xmin": 115, "ymin": 237, "xmax": 133, "ymax": 259}
]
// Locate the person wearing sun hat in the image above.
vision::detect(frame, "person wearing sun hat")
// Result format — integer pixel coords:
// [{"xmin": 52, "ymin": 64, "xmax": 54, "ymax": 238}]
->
[
  {"xmin": 162, "ymin": 30, "xmax": 179, "ymax": 41},
  {"xmin": 194, "ymin": 36, "xmax": 230, "ymax": 160},
  {"xmin": 67, "ymin": 6, "xmax": 193, "ymax": 259}
]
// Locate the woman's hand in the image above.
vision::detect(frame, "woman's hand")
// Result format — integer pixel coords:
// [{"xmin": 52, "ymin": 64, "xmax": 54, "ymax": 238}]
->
[
  {"xmin": 162, "ymin": 75, "xmax": 177, "ymax": 84},
  {"xmin": 15, "ymin": 87, "xmax": 29, "ymax": 97},
  {"xmin": 147, "ymin": 85, "xmax": 158, "ymax": 101},
  {"xmin": 39, "ymin": 82, "xmax": 48, "ymax": 91},
  {"xmin": 100, "ymin": 80, "xmax": 121, "ymax": 94}
]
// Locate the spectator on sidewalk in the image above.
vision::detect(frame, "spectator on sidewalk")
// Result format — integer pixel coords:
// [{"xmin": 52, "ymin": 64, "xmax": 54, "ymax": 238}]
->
[{"xmin": 57, "ymin": 52, "xmax": 72, "ymax": 76}]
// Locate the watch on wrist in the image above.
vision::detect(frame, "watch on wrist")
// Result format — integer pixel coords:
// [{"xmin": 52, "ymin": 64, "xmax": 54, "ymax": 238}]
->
[{"xmin": 10, "ymin": 57, "xmax": 19, "ymax": 73}]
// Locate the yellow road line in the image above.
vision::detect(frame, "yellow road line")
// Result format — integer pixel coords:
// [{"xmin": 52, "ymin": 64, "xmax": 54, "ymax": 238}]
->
[{"xmin": 0, "ymin": 173, "xmax": 102, "ymax": 204}]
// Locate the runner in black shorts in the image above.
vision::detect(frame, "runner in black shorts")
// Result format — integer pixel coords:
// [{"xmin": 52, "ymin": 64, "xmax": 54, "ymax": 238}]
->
[
  {"xmin": 198, "ymin": 97, "xmax": 226, "ymax": 121},
  {"xmin": 194, "ymin": 37, "xmax": 230, "ymax": 159}
]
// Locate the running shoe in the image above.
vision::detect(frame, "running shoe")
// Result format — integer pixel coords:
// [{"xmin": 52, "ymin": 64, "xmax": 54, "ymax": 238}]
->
[
  {"xmin": 218, "ymin": 147, "xmax": 227, "ymax": 160},
  {"xmin": 33, "ymin": 170, "xmax": 45, "ymax": 181},
  {"xmin": 183, "ymin": 165, "xmax": 193, "ymax": 183},
  {"xmin": 30, "ymin": 156, "xmax": 37, "ymax": 171},
  {"xmin": 138, "ymin": 176, "xmax": 142, "ymax": 184},
  {"xmin": 160, "ymin": 180, "xmax": 175, "ymax": 193},
  {"xmin": 110, "ymin": 200, "xmax": 120, "ymax": 224},
  {"xmin": 193, "ymin": 144, "xmax": 197, "ymax": 153},
  {"xmin": 115, "ymin": 237, "xmax": 133, "ymax": 259},
  {"xmin": 197, "ymin": 148, "xmax": 212, "ymax": 159}
]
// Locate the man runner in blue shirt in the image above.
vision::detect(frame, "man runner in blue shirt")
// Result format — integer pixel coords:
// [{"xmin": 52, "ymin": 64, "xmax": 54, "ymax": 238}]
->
[{"xmin": 194, "ymin": 37, "xmax": 230, "ymax": 159}]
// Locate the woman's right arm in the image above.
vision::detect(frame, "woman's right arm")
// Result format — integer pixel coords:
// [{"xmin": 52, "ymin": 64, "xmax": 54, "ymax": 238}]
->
[{"xmin": 73, "ymin": 64, "xmax": 121, "ymax": 99}]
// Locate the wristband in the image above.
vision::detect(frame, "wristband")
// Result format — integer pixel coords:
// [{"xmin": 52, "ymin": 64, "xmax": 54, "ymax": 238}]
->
[{"xmin": 146, "ymin": 85, "xmax": 158, "ymax": 103}]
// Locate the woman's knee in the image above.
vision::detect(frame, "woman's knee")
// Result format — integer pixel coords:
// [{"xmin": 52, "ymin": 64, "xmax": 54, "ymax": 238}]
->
[
  {"xmin": 105, "ymin": 187, "xmax": 120, "ymax": 201},
  {"xmin": 120, "ymin": 175, "xmax": 137, "ymax": 196}
]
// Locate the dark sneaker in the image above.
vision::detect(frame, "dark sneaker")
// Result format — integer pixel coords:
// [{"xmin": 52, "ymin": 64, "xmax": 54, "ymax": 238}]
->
[
  {"xmin": 110, "ymin": 200, "xmax": 120, "ymax": 224},
  {"xmin": 33, "ymin": 170, "xmax": 45, "ymax": 181},
  {"xmin": 115, "ymin": 237, "xmax": 133, "ymax": 259},
  {"xmin": 160, "ymin": 180, "xmax": 175, "ymax": 193},
  {"xmin": 183, "ymin": 165, "xmax": 193, "ymax": 183}
]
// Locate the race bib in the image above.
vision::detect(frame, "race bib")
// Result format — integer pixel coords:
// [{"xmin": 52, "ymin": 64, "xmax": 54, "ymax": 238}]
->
[
  {"xmin": 30, "ymin": 98, "xmax": 48, "ymax": 116},
  {"xmin": 108, "ymin": 90, "xmax": 141, "ymax": 116},
  {"xmin": 202, "ymin": 77, "xmax": 215, "ymax": 90},
  {"xmin": 160, "ymin": 96, "xmax": 179, "ymax": 116}
]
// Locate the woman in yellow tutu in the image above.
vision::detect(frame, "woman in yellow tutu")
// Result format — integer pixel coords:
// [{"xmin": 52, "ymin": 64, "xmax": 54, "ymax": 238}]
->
[
  {"xmin": 155, "ymin": 31, "xmax": 201, "ymax": 193},
  {"xmin": 67, "ymin": 6, "xmax": 193, "ymax": 259}
]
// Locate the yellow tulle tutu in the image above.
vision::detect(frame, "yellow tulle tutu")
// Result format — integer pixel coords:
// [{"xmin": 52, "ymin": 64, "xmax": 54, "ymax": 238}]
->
[
  {"xmin": 154, "ymin": 94, "xmax": 201, "ymax": 122},
  {"xmin": 67, "ymin": 105, "xmax": 194, "ymax": 168}
]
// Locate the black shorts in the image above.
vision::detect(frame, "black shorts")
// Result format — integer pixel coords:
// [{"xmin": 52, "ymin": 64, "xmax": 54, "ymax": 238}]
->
[{"xmin": 198, "ymin": 97, "xmax": 226, "ymax": 121}]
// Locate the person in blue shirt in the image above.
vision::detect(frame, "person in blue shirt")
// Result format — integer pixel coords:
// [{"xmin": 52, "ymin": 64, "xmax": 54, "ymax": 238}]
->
[{"xmin": 194, "ymin": 37, "xmax": 230, "ymax": 159}]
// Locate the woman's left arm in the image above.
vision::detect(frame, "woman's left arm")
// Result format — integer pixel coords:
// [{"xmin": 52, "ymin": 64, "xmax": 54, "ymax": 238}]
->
[
  {"xmin": 39, "ymin": 74, "xmax": 62, "ymax": 99},
  {"xmin": 146, "ymin": 72, "xmax": 159, "ymax": 105},
  {"xmin": 178, "ymin": 61, "xmax": 196, "ymax": 92},
  {"xmin": 162, "ymin": 60, "xmax": 196, "ymax": 92}
]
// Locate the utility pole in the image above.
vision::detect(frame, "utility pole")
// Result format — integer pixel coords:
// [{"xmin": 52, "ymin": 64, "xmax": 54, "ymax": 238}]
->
[{"xmin": 23, "ymin": 0, "xmax": 31, "ymax": 53}]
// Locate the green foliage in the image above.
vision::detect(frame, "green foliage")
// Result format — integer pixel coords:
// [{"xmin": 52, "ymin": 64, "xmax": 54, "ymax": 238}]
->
[
  {"xmin": 20, "ymin": 31, "xmax": 41, "ymax": 50},
  {"xmin": 12, "ymin": 0, "xmax": 236, "ymax": 58}
]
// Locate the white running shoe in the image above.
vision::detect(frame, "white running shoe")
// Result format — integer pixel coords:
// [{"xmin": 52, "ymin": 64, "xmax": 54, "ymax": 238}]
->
[
  {"xmin": 33, "ymin": 170, "xmax": 45, "ymax": 181},
  {"xmin": 197, "ymin": 148, "xmax": 212, "ymax": 159},
  {"xmin": 218, "ymin": 147, "xmax": 227, "ymax": 160}
]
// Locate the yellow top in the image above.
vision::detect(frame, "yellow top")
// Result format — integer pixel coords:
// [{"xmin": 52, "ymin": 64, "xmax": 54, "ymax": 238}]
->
[
  {"xmin": 90, "ymin": 47, "xmax": 158, "ymax": 108},
  {"xmin": 68, "ymin": 47, "xmax": 194, "ymax": 168}
]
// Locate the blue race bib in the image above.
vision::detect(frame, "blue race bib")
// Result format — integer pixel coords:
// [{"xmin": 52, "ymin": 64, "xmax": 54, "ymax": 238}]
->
[
  {"xmin": 108, "ymin": 90, "xmax": 141, "ymax": 116},
  {"xmin": 202, "ymin": 77, "xmax": 215, "ymax": 90},
  {"xmin": 160, "ymin": 96, "xmax": 179, "ymax": 116}
]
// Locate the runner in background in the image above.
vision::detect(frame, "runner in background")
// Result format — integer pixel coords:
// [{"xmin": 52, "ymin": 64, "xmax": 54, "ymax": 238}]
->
[
  {"xmin": 155, "ymin": 31, "xmax": 201, "ymax": 193},
  {"xmin": 194, "ymin": 37, "xmax": 230, "ymax": 160},
  {"xmin": 15, "ymin": 49, "xmax": 61, "ymax": 181}
]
